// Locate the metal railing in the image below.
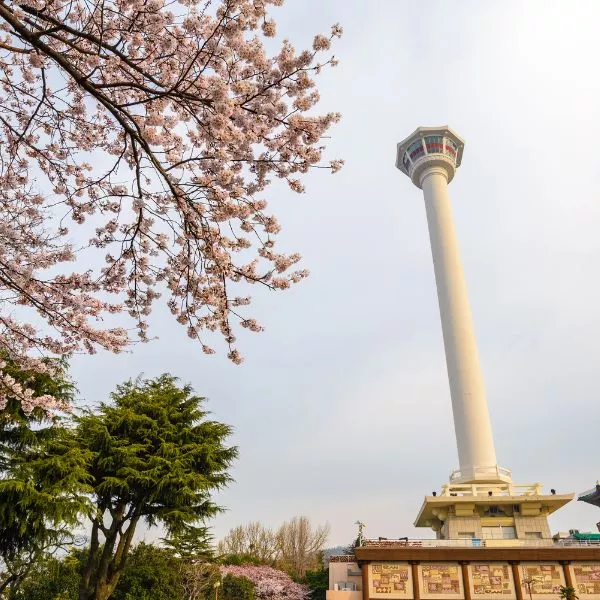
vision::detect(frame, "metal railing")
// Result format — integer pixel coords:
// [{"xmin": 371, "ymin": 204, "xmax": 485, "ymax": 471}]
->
[
  {"xmin": 449, "ymin": 466, "xmax": 513, "ymax": 483},
  {"xmin": 359, "ymin": 538, "xmax": 600, "ymax": 549},
  {"xmin": 329, "ymin": 555, "xmax": 358, "ymax": 563},
  {"xmin": 439, "ymin": 482, "xmax": 543, "ymax": 497},
  {"xmin": 555, "ymin": 538, "xmax": 600, "ymax": 546}
]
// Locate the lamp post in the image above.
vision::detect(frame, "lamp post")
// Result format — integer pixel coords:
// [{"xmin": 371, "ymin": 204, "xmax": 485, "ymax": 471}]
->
[{"xmin": 214, "ymin": 579, "xmax": 221, "ymax": 600}]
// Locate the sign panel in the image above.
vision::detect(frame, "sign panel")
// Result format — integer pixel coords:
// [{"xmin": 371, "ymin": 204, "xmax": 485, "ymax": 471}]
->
[
  {"xmin": 570, "ymin": 563, "xmax": 600, "ymax": 598},
  {"xmin": 419, "ymin": 563, "xmax": 463, "ymax": 599},
  {"xmin": 468, "ymin": 563, "xmax": 514, "ymax": 598},
  {"xmin": 519, "ymin": 564, "xmax": 564, "ymax": 600},
  {"xmin": 369, "ymin": 562, "xmax": 413, "ymax": 599}
]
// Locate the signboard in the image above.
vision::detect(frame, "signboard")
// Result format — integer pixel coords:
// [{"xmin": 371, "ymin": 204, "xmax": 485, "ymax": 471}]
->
[
  {"xmin": 468, "ymin": 563, "xmax": 514, "ymax": 598},
  {"xmin": 570, "ymin": 564, "xmax": 600, "ymax": 598},
  {"xmin": 519, "ymin": 564, "xmax": 564, "ymax": 600},
  {"xmin": 419, "ymin": 564, "xmax": 463, "ymax": 599},
  {"xmin": 369, "ymin": 562, "xmax": 413, "ymax": 599}
]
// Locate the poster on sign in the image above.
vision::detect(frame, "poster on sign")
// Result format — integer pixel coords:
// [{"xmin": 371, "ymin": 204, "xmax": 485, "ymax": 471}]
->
[{"xmin": 369, "ymin": 563, "xmax": 413, "ymax": 599}]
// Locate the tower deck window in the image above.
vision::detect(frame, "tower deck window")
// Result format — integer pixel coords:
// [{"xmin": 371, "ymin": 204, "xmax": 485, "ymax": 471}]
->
[
  {"xmin": 402, "ymin": 152, "xmax": 411, "ymax": 172},
  {"xmin": 407, "ymin": 139, "xmax": 425, "ymax": 161},
  {"xmin": 444, "ymin": 137, "xmax": 458, "ymax": 159},
  {"xmin": 425, "ymin": 135, "xmax": 444, "ymax": 154}
]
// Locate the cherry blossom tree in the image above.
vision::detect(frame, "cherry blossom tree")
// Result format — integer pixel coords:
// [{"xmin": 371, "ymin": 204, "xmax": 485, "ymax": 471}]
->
[
  {"xmin": 0, "ymin": 0, "xmax": 342, "ymax": 412},
  {"xmin": 221, "ymin": 564, "xmax": 310, "ymax": 600}
]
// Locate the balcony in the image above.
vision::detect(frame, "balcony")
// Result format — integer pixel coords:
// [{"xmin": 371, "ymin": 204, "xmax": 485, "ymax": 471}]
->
[
  {"xmin": 440, "ymin": 481, "xmax": 543, "ymax": 497},
  {"xmin": 449, "ymin": 465, "xmax": 513, "ymax": 484}
]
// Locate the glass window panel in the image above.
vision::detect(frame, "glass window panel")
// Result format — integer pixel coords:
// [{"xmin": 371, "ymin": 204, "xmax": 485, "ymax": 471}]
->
[
  {"xmin": 425, "ymin": 135, "xmax": 444, "ymax": 154},
  {"xmin": 407, "ymin": 139, "xmax": 425, "ymax": 161},
  {"xmin": 444, "ymin": 137, "xmax": 458, "ymax": 159},
  {"xmin": 402, "ymin": 152, "xmax": 411, "ymax": 171}
]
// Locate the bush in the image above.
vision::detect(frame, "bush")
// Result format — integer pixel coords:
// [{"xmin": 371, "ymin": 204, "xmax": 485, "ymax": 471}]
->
[{"xmin": 221, "ymin": 573, "xmax": 256, "ymax": 600}]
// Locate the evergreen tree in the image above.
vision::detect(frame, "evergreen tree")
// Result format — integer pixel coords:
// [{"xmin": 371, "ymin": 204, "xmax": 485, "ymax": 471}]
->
[
  {"xmin": 162, "ymin": 525, "xmax": 215, "ymax": 560},
  {"xmin": 0, "ymin": 357, "xmax": 89, "ymax": 595},
  {"xmin": 110, "ymin": 543, "xmax": 184, "ymax": 600},
  {"xmin": 221, "ymin": 573, "xmax": 256, "ymax": 600},
  {"xmin": 10, "ymin": 550, "xmax": 81, "ymax": 600},
  {"xmin": 300, "ymin": 565, "xmax": 328, "ymax": 600},
  {"xmin": 75, "ymin": 374, "xmax": 237, "ymax": 600}
]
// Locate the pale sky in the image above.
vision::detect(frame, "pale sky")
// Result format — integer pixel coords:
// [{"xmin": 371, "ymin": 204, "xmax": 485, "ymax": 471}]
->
[{"xmin": 70, "ymin": 0, "xmax": 600, "ymax": 547}]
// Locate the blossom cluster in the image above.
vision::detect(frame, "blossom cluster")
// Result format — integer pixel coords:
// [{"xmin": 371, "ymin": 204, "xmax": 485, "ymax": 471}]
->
[
  {"xmin": 0, "ymin": 0, "xmax": 342, "ymax": 410},
  {"xmin": 220, "ymin": 565, "xmax": 310, "ymax": 600}
]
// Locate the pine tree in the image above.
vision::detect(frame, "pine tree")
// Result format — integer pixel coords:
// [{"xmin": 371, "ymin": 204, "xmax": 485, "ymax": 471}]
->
[
  {"xmin": 75, "ymin": 374, "xmax": 237, "ymax": 600},
  {"xmin": 0, "ymin": 356, "xmax": 89, "ymax": 593}
]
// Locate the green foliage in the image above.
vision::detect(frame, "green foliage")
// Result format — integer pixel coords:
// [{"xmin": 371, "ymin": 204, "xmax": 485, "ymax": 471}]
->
[
  {"xmin": 300, "ymin": 566, "xmax": 328, "ymax": 600},
  {"xmin": 79, "ymin": 374, "xmax": 237, "ymax": 532},
  {"xmin": 11, "ymin": 543, "xmax": 191, "ymax": 600},
  {"xmin": 221, "ymin": 573, "xmax": 256, "ymax": 600},
  {"xmin": 0, "ymin": 370, "xmax": 236, "ymax": 600},
  {"xmin": 0, "ymin": 357, "xmax": 89, "ymax": 561},
  {"xmin": 9, "ymin": 551, "xmax": 80, "ymax": 600},
  {"xmin": 220, "ymin": 553, "xmax": 264, "ymax": 566},
  {"xmin": 110, "ymin": 543, "xmax": 184, "ymax": 600},
  {"xmin": 76, "ymin": 374, "xmax": 237, "ymax": 600},
  {"xmin": 162, "ymin": 525, "xmax": 215, "ymax": 560},
  {"xmin": 559, "ymin": 587, "xmax": 579, "ymax": 600}
]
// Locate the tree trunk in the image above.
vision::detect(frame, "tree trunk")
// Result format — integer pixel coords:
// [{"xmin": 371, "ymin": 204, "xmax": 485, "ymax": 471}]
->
[
  {"xmin": 79, "ymin": 586, "xmax": 93, "ymax": 600},
  {"xmin": 80, "ymin": 517, "xmax": 101, "ymax": 600},
  {"xmin": 79, "ymin": 506, "xmax": 140, "ymax": 600},
  {"xmin": 94, "ymin": 582, "xmax": 116, "ymax": 600}
]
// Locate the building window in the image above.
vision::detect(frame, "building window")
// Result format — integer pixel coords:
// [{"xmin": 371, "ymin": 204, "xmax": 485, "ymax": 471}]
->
[
  {"xmin": 402, "ymin": 152, "xmax": 411, "ymax": 172},
  {"xmin": 482, "ymin": 526, "xmax": 516, "ymax": 539},
  {"xmin": 458, "ymin": 532, "xmax": 475, "ymax": 539},
  {"xmin": 444, "ymin": 137, "xmax": 458, "ymax": 159},
  {"xmin": 407, "ymin": 139, "xmax": 425, "ymax": 161},
  {"xmin": 485, "ymin": 505, "xmax": 507, "ymax": 516},
  {"xmin": 424, "ymin": 135, "xmax": 444, "ymax": 154},
  {"xmin": 524, "ymin": 531, "xmax": 543, "ymax": 539}
]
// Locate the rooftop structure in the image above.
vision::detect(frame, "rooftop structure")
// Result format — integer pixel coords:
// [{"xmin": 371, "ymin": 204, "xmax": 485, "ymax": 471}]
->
[{"xmin": 579, "ymin": 483, "xmax": 600, "ymax": 508}]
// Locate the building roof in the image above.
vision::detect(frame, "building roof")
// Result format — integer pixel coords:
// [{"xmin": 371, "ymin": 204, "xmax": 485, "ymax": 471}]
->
[
  {"xmin": 578, "ymin": 484, "xmax": 600, "ymax": 508},
  {"xmin": 414, "ymin": 492, "xmax": 573, "ymax": 528},
  {"xmin": 354, "ymin": 544, "xmax": 600, "ymax": 562}
]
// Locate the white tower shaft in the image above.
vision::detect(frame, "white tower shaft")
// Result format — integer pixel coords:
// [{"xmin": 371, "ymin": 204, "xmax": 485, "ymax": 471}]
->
[{"xmin": 420, "ymin": 165, "xmax": 498, "ymax": 481}]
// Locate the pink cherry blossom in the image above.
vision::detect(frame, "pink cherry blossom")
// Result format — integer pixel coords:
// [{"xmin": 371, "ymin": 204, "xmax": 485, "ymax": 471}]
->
[
  {"xmin": 220, "ymin": 565, "xmax": 310, "ymax": 600},
  {"xmin": 0, "ymin": 0, "xmax": 342, "ymax": 412}
]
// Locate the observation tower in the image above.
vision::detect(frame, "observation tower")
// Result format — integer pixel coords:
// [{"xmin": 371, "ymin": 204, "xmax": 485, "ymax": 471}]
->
[
  {"xmin": 325, "ymin": 129, "xmax": 597, "ymax": 600},
  {"xmin": 395, "ymin": 127, "xmax": 572, "ymax": 539}
]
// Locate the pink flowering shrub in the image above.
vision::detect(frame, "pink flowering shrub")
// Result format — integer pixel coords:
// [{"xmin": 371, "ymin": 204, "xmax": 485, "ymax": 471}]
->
[
  {"xmin": 0, "ymin": 0, "xmax": 342, "ymax": 411},
  {"xmin": 221, "ymin": 565, "xmax": 310, "ymax": 600}
]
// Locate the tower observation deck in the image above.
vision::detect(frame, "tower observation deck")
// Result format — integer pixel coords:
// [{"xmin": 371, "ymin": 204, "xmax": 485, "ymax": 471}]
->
[{"xmin": 395, "ymin": 127, "xmax": 573, "ymax": 539}]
